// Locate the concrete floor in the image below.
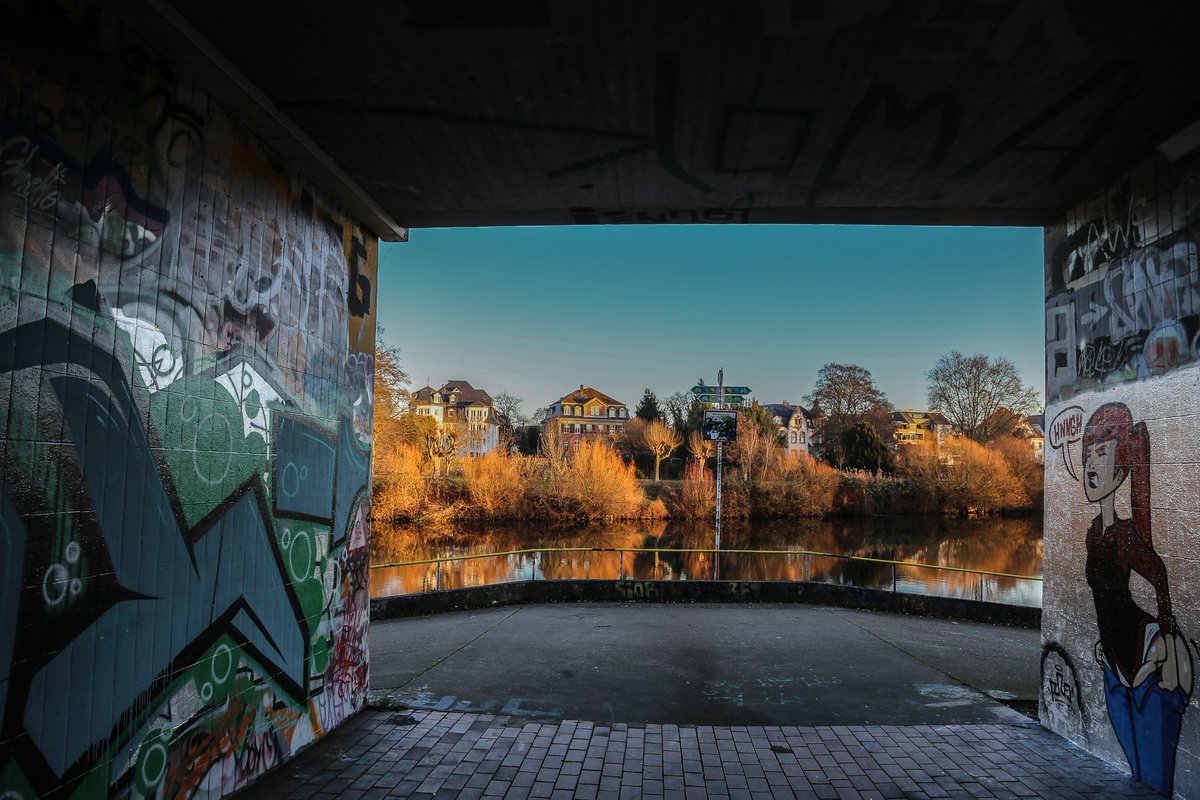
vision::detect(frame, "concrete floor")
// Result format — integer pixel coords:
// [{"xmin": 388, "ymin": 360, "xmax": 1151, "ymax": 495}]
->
[{"xmin": 368, "ymin": 603, "xmax": 1040, "ymax": 727}]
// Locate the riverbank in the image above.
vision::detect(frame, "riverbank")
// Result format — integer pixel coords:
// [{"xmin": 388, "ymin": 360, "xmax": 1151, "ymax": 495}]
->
[{"xmin": 372, "ymin": 440, "xmax": 1043, "ymax": 525}]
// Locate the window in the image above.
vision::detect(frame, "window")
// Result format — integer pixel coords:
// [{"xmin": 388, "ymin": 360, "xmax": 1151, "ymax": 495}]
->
[{"xmin": 790, "ymin": 431, "xmax": 797, "ymax": 443}]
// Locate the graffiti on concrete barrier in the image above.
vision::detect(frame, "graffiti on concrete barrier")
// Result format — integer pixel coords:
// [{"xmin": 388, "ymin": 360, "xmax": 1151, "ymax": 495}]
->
[
  {"xmin": 1045, "ymin": 168, "xmax": 1200, "ymax": 401},
  {"xmin": 1047, "ymin": 390, "xmax": 1197, "ymax": 795},
  {"xmin": 1041, "ymin": 642, "xmax": 1086, "ymax": 745},
  {"xmin": 0, "ymin": 4, "xmax": 375, "ymax": 798}
]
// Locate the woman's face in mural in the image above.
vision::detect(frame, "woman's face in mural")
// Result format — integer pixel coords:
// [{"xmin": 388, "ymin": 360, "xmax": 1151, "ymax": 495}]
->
[{"xmin": 1083, "ymin": 437, "xmax": 1123, "ymax": 502}]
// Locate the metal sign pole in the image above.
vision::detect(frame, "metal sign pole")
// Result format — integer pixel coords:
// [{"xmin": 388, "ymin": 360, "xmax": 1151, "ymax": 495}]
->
[{"xmin": 715, "ymin": 368, "xmax": 723, "ymax": 580}]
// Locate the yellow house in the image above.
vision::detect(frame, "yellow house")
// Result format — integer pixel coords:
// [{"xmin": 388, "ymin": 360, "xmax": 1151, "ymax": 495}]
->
[
  {"xmin": 542, "ymin": 385, "xmax": 629, "ymax": 447},
  {"xmin": 891, "ymin": 410, "xmax": 958, "ymax": 448}
]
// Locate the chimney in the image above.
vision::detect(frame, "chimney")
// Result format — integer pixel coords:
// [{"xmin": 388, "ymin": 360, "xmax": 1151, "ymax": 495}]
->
[{"xmin": 579, "ymin": 384, "xmax": 584, "ymax": 391}]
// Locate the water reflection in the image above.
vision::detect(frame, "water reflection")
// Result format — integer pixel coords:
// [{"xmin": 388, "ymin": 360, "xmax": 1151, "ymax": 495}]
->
[{"xmin": 370, "ymin": 515, "xmax": 1043, "ymax": 607}]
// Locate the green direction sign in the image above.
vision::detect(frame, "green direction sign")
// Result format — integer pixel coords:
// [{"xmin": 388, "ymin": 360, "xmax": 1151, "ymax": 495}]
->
[
  {"xmin": 692, "ymin": 385, "xmax": 752, "ymax": 396},
  {"xmin": 696, "ymin": 394, "xmax": 746, "ymax": 404}
]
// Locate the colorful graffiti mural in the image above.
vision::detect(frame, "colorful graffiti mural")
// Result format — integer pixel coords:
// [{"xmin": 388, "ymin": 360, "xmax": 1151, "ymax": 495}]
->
[
  {"xmin": 1042, "ymin": 365, "xmax": 1200, "ymax": 795},
  {"xmin": 1078, "ymin": 402, "xmax": 1192, "ymax": 795},
  {"xmin": 1042, "ymin": 151, "xmax": 1200, "ymax": 795},
  {"xmin": 1044, "ymin": 162, "xmax": 1200, "ymax": 402},
  {"xmin": 0, "ymin": 3, "xmax": 374, "ymax": 798}
]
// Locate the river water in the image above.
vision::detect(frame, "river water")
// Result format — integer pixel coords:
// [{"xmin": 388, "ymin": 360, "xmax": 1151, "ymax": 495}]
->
[{"xmin": 370, "ymin": 514, "xmax": 1044, "ymax": 606}]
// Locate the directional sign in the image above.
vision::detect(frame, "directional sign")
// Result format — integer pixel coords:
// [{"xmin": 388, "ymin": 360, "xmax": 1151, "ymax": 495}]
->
[
  {"xmin": 692, "ymin": 385, "xmax": 751, "ymax": 396},
  {"xmin": 696, "ymin": 394, "xmax": 746, "ymax": 405}
]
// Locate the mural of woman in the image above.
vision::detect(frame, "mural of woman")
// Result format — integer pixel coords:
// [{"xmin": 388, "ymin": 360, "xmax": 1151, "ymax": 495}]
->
[{"xmin": 1082, "ymin": 402, "xmax": 1193, "ymax": 795}]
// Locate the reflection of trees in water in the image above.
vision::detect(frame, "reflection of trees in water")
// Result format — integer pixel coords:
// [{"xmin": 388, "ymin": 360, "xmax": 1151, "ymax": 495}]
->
[{"xmin": 370, "ymin": 515, "xmax": 1043, "ymax": 600}]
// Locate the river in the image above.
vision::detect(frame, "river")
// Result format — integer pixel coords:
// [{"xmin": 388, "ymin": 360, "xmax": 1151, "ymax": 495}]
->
[{"xmin": 370, "ymin": 514, "xmax": 1044, "ymax": 606}]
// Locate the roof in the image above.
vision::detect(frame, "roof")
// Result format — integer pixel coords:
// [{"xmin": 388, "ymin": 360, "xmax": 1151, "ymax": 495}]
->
[
  {"xmin": 764, "ymin": 403, "xmax": 810, "ymax": 425},
  {"xmin": 892, "ymin": 410, "xmax": 955, "ymax": 428},
  {"xmin": 553, "ymin": 386, "xmax": 624, "ymax": 407},
  {"xmin": 412, "ymin": 380, "xmax": 497, "ymax": 414},
  {"xmin": 1025, "ymin": 414, "xmax": 1046, "ymax": 438}
]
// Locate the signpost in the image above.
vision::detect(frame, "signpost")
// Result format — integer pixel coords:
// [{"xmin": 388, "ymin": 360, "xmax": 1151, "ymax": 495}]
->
[{"xmin": 692, "ymin": 370, "xmax": 751, "ymax": 579}]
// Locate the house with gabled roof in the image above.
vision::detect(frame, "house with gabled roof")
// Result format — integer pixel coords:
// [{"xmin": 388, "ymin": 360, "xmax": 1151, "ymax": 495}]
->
[
  {"xmin": 891, "ymin": 410, "xmax": 959, "ymax": 449},
  {"xmin": 764, "ymin": 402, "xmax": 816, "ymax": 458},
  {"xmin": 410, "ymin": 379, "xmax": 501, "ymax": 456},
  {"xmin": 542, "ymin": 384, "xmax": 629, "ymax": 447},
  {"xmin": 1014, "ymin": 413, "xmax": 1046, "ymax": 463}
]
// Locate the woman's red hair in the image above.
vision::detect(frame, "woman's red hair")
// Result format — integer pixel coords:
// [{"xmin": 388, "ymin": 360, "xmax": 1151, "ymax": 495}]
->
[{"xmin": 1083, "ymin": 402, "xmax": 1151, "ymax": 544}]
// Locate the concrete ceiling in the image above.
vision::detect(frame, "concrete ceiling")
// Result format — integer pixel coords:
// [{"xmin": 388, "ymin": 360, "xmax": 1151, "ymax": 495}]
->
[{"xmin": 134, "ymin": 1, "xmax": 1200, "ymax": 238}]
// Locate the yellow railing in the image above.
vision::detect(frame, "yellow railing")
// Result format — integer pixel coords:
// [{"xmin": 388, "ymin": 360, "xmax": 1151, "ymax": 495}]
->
[{"xmin": 370, "ymin": 546, "xmax": 1043, "ymax": 605}]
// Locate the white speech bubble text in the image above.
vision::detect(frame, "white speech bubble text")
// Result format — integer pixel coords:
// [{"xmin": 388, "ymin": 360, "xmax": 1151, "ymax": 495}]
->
[{"xmin": 1048, "ymin": 405, "xmax": 1085, "ymax": 481}]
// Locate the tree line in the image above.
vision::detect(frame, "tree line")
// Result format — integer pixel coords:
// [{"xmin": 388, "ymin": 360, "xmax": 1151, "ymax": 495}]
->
[{"xmin": 372, "ymin": 343, "xmax": 1044, "ymax": 522}]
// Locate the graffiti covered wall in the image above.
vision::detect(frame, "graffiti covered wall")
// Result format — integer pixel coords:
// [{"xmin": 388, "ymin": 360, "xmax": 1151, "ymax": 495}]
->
[
  {"xmin": 0, "ymin": 2, "xmax": 377, "ymax": 797},
  {"xmin": 1042, "ymin": 152, "xmax": 1200, "ymax": 796}
]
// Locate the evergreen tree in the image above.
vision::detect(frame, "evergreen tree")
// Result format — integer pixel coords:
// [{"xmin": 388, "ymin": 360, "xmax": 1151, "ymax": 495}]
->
[
  {"xmin": 839, "ymin": 422, "xmax": 895, "ymax": 474},
  {"xmin": 634, "ymin": 388, "xmax": 663, "ymax": 422}
]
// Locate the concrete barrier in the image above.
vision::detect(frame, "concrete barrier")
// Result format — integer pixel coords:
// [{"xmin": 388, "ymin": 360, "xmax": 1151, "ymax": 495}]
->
[{"xmin": 370, "ymin": 579, "xmax": 1040, "ymax": 628}]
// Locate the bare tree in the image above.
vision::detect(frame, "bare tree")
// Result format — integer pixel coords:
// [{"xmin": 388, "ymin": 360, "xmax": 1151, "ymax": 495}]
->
[
  {"xmin": 641, "ymin": 419, "xmax": 682, "ymax": 482},
  {"xmin": 731, "ymin": 401, "xmax": 780, "ymax": 481},
  {"xmin": 926, "ymin": 352, "xmax": 1040, "ymax": 443},
  {"xmin": 372, "ymin": 341, "xmax": 410, "ymax": 458},
  {"xmin": 538, "ymin": 420, "xmax": 569, "ymax": 477},
  {"xmin": 805, "ymin": 363, "xmax": 892, "ymax": 461},
  {"xmin": 491, "ymin": 391, "xmax": 526, "ymax": 453},
  {"xmin": 492, "ymin": 391, "xmax": 527, "ymax": 426},
  {"xmin": 687, "ymin": 430, "xmax": 713, "ymax": 464},
  {"xmin": 663, "ymin": 391, "xmax": 692, "ymax": 431},
  {"xmin": 423, "ymin": 425, "xmax": 461, "ymax": 477}
]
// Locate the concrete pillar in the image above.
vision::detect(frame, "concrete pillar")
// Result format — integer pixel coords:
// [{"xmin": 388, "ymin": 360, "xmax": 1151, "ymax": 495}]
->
[
  {"xmin": 0, "ymin": 4, "xmax": 376, "ymax": 797},
  {"xmin": 1041, "ymin": 152, "xmax": 1200, "ymax": 797}
]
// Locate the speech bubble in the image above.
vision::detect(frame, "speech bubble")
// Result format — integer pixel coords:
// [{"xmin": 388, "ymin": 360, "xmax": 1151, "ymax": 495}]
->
[{"xmin": 1048, "ymin": 405, "xmax": 1085, "ymax": 481}]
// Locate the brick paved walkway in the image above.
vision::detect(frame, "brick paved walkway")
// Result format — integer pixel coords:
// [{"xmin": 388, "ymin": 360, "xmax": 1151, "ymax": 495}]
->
[{"xmin": 241, "ymin": 709, "xmax": 1158, "ymax": 800}]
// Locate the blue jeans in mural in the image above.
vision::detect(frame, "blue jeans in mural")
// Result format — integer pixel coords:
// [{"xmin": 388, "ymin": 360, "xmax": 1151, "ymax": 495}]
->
[{"xmin": 1103, "ymin": 664, "xmax": 1188, "ymax": 795}]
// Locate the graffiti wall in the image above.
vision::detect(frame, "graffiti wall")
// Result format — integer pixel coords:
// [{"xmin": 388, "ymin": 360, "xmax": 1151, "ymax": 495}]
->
[
  {"xmin": 0, "ymin": 2, "xmax": 376, "ymax": 798},
  {"xmin": 1042, "ymin": 152, "xmax": 1200, "ymax": 796}
]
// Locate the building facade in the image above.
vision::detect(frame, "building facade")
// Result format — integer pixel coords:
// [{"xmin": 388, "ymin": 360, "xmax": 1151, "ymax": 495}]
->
[
  {"xmin": 764, "ymin": 403, "xmax": 815, "ymax": 458},
  {"xmin": 542, "ymin": 385, "xmax": 629, "ymax": 447},
  {"xmin": 891, "ymin": 410, "xmax": 958, "ymax": 449},
  {"xmin": 411, "ymin": 380, "xmax": 501, "ymax": 456}
]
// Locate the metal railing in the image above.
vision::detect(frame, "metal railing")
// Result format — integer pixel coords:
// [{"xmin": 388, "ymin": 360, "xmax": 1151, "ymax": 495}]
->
[{"xmin": 370, "ymin": 547, "xmax": 1043, "ymax": 606}]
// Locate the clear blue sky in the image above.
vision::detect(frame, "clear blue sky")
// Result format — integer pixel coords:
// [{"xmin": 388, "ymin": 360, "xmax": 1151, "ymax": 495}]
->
[{"xmin": 377, "ymin": 225, "xmax": 1045, "ymax": 419}]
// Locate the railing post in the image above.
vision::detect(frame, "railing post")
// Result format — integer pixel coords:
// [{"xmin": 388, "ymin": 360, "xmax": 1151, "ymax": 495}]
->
[
  {"xmin": 892, "ymin": 563, "xmax": 897, "ymax": 594},
  {"xmin": 978, "ymin": 572, "xmax": 984, "ymax": 602},
  {"xmin": 804, "ymin": 553, "xmax": 810, "ymax": 581},
  {"xmin": 436, "ymin": 559, "xmax": 442, "ymax": 592},
  {"xmin": 619, "ymin": 550, "xmax": 625, "ymax": 580}
]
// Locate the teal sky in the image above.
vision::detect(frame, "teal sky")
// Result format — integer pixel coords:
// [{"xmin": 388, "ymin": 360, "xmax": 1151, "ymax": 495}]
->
[{"xmin": 377, "ymin": 225, "xmax": 1045, "ymax": 419}]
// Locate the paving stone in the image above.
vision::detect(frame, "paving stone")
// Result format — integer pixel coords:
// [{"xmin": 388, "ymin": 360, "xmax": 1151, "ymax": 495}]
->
[{"xmin": 237, "ymin": 710, "xmax": 1163, "ymax": 800}]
